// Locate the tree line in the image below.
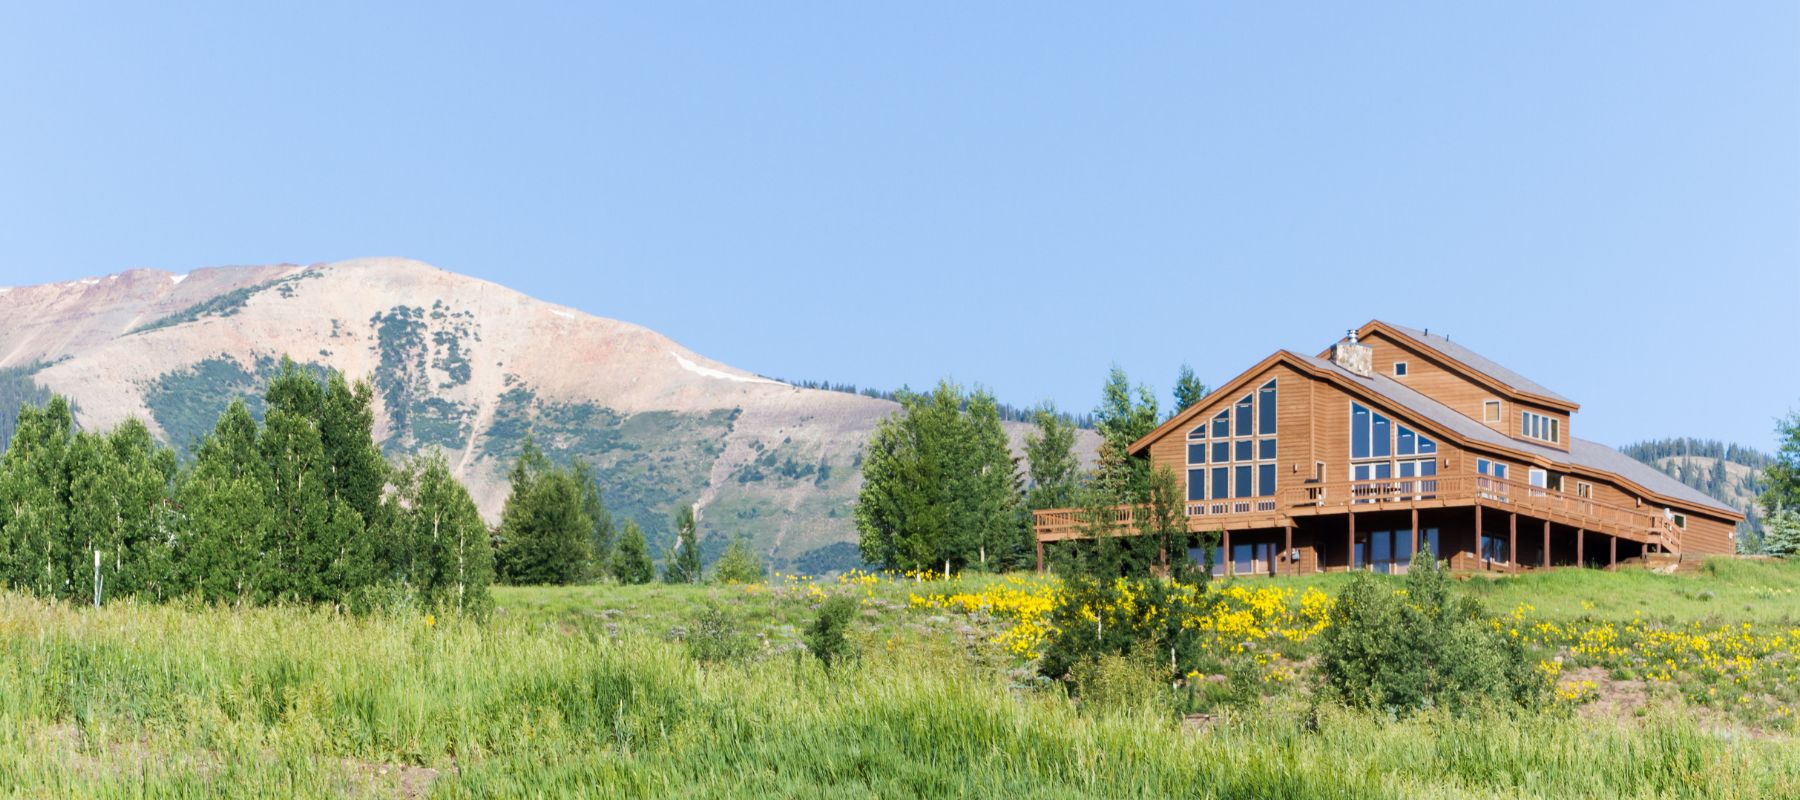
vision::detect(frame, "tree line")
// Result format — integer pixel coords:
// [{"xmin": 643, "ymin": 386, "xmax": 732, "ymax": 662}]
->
[
  {"xmin": 0, "ymin": 360, "xmax": 492, "ymax": 612},
  {"xmin": 0, "ymin": 357, "xmax": 772, "ymax": 612},
  {"xmin": 855, "ymin": 364, "xmax": 1209, "ymax": 579}
]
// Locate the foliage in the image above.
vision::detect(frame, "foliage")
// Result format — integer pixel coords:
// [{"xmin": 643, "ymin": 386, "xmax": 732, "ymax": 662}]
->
[
  {"xmin": 685, "ymin": 602, "xmax": 754, "ymax": 664},
  {"xmin": 804, "ymin": 595, "xmax": 858, "ymax": 670},
  {"xmin": 1090, "ymin": 366, "xmax": 1159, "ymax": 506},
  {"xmin": 854, "ymin": 380, "xmax": 1024, "ymax": 574},
  {"xmin": 1764, "ymin": 506, "xmax": 1800, "ymax": 557},
  {"xmin": 570, "ymin": 457, "xmax": 615, "ymax": 579},
  {"xmin": 1319, "ymin": 554, "xmax": 1547, "ymax": 715},
  {"xmin": 1069, "ymin": 652, "xmax": 1168, "ymax": 718},
  {"xmin": 387, "ymin": 451, "xmax": 495, "ymax": 613},
  {"xmin": 1763, "ymin": 409, "xmax": 1800, "ymax": 522},
  {"xmin": 711, "ymin": 536, "xmax": 765, "ymax": 584},
  {"xmin": 771, "ymin": 376, "xmax": 1094, "ymax": 428},
  {"xmin": 1038, "ymin": 576, "xmax": 1208, "ymax": 687},
  {"xmin": 1170, "ymin": 363, "xmax": 1207, "ymax": 419},
  {"xmin": 494, "ymin": 440, "xmax": 593, "ymax": 586},
  {"xmin": 663, "ymin": 505, "xmax": 703, "ymax": 584},
  {"xmin": 1024, "ymin": 402, "xmax": 1080, "ymax": 512},
  {"xmin": 0, "ymin": 363, "xmax": 51, "ymax": 454},
  {"xmin": 611, "ymin": 520, "xmax": 657, "ymax": 585}
]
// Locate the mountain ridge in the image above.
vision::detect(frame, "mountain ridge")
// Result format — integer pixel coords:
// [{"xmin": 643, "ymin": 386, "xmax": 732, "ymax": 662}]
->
[{"xmin": 0, "ymin": 258, "xmax": 1094, "ymax": 571}]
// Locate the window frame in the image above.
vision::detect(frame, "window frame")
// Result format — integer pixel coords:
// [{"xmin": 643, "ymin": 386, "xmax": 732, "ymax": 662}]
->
[
  {"xmin": 1482, "ymin": 400, "xmax": 1501, "ymax": 423},
  {"xmin": 1393, "ymin": 361, "xmax": 1408, "ymax": 377}
]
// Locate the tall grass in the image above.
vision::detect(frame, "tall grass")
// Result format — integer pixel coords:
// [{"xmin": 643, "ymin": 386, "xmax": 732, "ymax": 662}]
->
[{"xmin": 0, "ymin": 590, "xmax": 1796, "ymax": 798}]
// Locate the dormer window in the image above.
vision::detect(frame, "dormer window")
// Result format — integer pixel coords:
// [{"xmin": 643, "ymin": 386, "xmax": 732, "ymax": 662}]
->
[
  {"xmin": 1393, "ymin": 361, "xmax": 1408, "ymax": 377},
  {"xmin": 1521, "ymin": 410, "xmax": 1561, "ymax": 444}
]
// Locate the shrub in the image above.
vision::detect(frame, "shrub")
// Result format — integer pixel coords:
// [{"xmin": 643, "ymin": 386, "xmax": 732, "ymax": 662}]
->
[
  {"xmin": 711, "ymin": 537, "xmax": 765, "ymax": 584},
  {"xmin": 1319, "ymin": 553, "xmax": 1547, "ymax": 715},
  {"xmin": 1039, "ymin": 577, "xmax": 1208, "ymax": 689},
  {"xmin": 804, "ymin": 596, "xmax": 858, "ymax": 670},
  {"xmin": 1069, "ymin": 652, "xmax": 1167, "ymax": 717},
  {"xmin": 686, "ymin": 603, "xmax": 753, "ymax": 664}
]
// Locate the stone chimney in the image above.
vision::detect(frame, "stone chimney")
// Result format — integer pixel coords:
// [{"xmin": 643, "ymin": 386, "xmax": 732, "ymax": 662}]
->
[{"xmin": 1332, "ymin": 329, "xmax": 1373, "ymax": 377}]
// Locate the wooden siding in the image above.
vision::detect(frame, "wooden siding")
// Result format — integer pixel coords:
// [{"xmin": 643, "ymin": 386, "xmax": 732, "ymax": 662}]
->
[{"xmin": 1362, "ymin": 330, "xmax": 1572, "ymax": 451}]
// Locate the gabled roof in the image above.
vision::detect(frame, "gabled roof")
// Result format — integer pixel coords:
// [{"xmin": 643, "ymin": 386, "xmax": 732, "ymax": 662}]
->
[
  {"xmin": 1132, "ymin": 350, "xmax": 1740, "ymax": 520},
  {"xmin": 1347, "ymin": 320, "xmax": 1579, "ymax": 411}
]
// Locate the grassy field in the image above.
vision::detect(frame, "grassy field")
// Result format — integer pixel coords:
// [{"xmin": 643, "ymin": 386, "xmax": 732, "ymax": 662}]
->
[{"xmin": 2, "ymin": 561, "xmax": 1799, "ymax": 798}]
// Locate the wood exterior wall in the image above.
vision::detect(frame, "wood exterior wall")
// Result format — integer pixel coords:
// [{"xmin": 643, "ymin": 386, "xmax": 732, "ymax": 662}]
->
[{"xmin": 1360, "ymin": 330, "xmax": 1572, "ymax": 451}]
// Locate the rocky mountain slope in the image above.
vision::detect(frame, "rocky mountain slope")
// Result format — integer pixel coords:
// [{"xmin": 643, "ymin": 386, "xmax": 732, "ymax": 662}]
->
[{"xmin": 0, "ymin": 259, "xmax": 1094, "ymax": 572}]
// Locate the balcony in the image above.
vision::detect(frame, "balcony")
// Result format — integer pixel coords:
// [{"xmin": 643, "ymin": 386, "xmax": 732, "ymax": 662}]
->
[{"xmin": 1034, "ymin": 474, "xmax": 1681, "ymax": 553}]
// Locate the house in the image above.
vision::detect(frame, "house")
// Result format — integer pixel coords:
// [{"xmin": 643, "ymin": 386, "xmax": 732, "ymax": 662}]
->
[{"xmin": 1033, "ymin": 321, "xmax": 1744, "ymax": 576}]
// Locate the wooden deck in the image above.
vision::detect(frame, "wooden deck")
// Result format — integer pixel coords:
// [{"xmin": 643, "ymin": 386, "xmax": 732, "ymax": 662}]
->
[{"xmin": 1034, "ymin": 474, "xmax": 1683, "ymax": 553}]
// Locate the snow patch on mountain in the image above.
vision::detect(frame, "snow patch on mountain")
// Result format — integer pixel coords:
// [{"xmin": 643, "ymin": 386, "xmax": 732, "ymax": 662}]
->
[{"xmin": 672, "ymin": 352, "xmax": 783, "ymax": 385}]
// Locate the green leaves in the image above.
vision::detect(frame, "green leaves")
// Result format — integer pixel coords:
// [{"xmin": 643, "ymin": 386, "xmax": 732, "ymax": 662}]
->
[{"xmin": 854, "ymin": 380, "xmax": 1025, "ymax": 574}]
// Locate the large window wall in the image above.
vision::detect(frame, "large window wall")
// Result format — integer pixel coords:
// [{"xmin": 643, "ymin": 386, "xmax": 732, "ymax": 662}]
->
[
  {"xmin": 1348, "ymin": 402, "xmax": 1438, "ymax": 500},
  {"xmin": 1186, "ymin": 380, "xmax": 1278, "ymax": 510}
]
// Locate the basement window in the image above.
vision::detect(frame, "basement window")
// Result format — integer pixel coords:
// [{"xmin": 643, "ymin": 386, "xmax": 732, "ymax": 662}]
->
[{"xmin": 1393, "ymin": 361, "xmax": 1408, "ymax": 377}]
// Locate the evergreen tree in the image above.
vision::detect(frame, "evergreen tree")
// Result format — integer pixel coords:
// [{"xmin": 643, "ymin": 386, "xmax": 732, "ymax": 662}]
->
[
  {"xmin": 1024, "ymin": 404, "xmax": 1081, "ymax": 511},
  {"xmin": 1764, "ymin": 506, "xmax": 1800, "ymax": 558},
  {"xmin": 1092, "ymin": 366, "xmax": 1159, "ymax": 506},
  {"xmin": 1170, "ymin": 364, "xmax": 1207, "ymax": 418},
  {"xmin": 177, "ymin": 399, "xmax": 273, "ymax": 604},
  {"xmin": 611, "ymin": 520, "xmax": 656, "ymax": 584},
  {"xmin": 495, "ymin": 465, "xmax": 592, "ymax": 585},
  {"xmin": 571, "ymin": 457, "xmax": 616, "ymax": 580},
  {"xmin": 663, "ymin": 504, "xmax": 702, "ymax": 584},
  {"xmin": 711, "ymin": 536, "xmax": 764, "ymax": 584}
]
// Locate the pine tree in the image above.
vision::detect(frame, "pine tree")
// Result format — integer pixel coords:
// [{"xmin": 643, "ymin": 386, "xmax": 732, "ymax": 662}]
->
[
  {"xmin": 496, "ymin": 467, "xmax": 592, "ymax": 586},
  {"xmin": 571, "ymin": 457, "xmax": 615, "ymax": 580},
  {"xmin": 611, "ymin": 520, "xmax": 656, "ymax": 584},
  {"xmin": 1170, "ymin": 364, "xmax": 1207, "ymax": 419},
  {"xmin": 664, "ymin": 504, "xmax": 702, "ymax": 584},
  {"xmin": 1024, "ymin": 404, "xmax": 1080, "ymax": 511},
  {"xmin": 1762, "ymin": 505, "xmax": 1800, "ymax": 557},
  {"xmin": 965, "ymin": 390, "xmax": 1025, "ymax": 571},
  {"xmin": 1092, "ymin": 366, "xmax": 1159, "ymax": 506}
]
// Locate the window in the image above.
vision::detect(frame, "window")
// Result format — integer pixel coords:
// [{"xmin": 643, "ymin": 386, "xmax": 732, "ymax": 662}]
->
[
  {"xmin": 1395, "ymin": 425, "xmax": 1436, "ymax": 457},
  {"xmin": 1393, "ymin": 361, "xmax": 1408, "ymax": 377},
  {"xmin": 1483, "ymin": 400, "xmax": 1501, "ymax": 423},
  {"xmin": 1521, "ymin": 411, "xmax": 1561, "ymax": 444},
  {"xmin": 1257, "ymin": 380, "xmax": 1277, "ymax": 435},
  {"xmin": 1528, "ymin": 468, "xmax": 1548, "ymax": 497},
  {"xmin": 1477, "ymin": 458, "xmax": 1509, "ymax": 480},
  {"xmin": 1576, "ymin": 482, "xmax": 1593, "ymax": 499},
  {"xmin": 1669, "ymin": 511, "xmax": 1687, "ymax": 529},
  {"xmin": 1480, "ymin": 534, "xmax": 1510, "ymax": 564},
  {"xmin": 1350, "ymin": 402, "xmax": 1394, "ymax": 459},
  {"xmin": 1187, "ymin": 379, "xmax": 1278, "ymax": 503}
]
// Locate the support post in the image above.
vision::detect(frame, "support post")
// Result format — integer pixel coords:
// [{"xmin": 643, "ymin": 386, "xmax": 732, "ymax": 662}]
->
[
  {"xmin": 1035, "ymin": 538, "xmax": 1045, "ymax": 574},
  {"xmin": 1542, "ymin": 520, "xmax": 1551, "ymax": 570},
  {"xmin": 1411, "ymin": 507, "xmax": 1420, "ymax": 556},
  {"xmin": 1609, "ymin": 536, "xmax": 1617, "ymax": 571},
  {"xmin": 1509, "ymin": 512, "xmax": 1518, "ymax": 573},
  {"xmin": 1223, "ymin": 529, "xmax": 1233, "ymax": 577},
  {"xmin": 1348, "ymin": 510, "xmax": 1356, "ymax": 572},
  {"xmin": 1476, "ymin": 506, "xmax": 1484, "ymax": 571},
  {"xmin": 1284, "ymin": 525, "xmax": 1294, "ymax": 577},
  {"xmin": 1577, "ymin": 528, "xmax": 1585, "ymax": 568}
]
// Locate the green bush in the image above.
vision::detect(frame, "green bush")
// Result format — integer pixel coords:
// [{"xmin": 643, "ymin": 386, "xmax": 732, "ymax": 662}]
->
[
  {"xmin": 710, "ymin": 537, "xmax": 765, "ymax": 584},
  {"xmin": 1069, "ymin": 652, "xmax": 1167, "ymax": 718},
  {"xmin": 1319, "ymin": 553, "xmax": 1548, "ymax": 715},
  {"xmin": 686, "ymin": 603, "xmax": 753, "ymax": 664},
  {"xmin": 804, "ymin": 596, "xmax": 857, "ymax": 670},
  {"xmin": 1039, "ymin": 576, "xmax": 1207, "ymax": 687}
]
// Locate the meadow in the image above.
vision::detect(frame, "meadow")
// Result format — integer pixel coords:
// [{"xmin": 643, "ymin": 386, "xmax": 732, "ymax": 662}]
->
[{"xmin": 3, "ymin": 560, "xmax": 1800, "ymax": 798}]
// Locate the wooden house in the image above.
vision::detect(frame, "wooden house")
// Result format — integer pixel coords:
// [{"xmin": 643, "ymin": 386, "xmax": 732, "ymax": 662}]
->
[{"xmin": 1033, "ymin": 321, "xmax": 1744, "ymax": 575}]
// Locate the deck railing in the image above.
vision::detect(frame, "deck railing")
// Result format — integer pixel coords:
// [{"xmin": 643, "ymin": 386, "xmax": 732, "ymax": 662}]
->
[{"xmin": 1036, "ymin": 474, "xmax": 1682, "ymax": 552}]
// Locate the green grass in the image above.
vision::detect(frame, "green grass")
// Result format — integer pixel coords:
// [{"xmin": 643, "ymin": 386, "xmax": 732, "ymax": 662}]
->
[{"xmin": 2, "ymin": 562, "xmax": 1799, "ymax": 797}]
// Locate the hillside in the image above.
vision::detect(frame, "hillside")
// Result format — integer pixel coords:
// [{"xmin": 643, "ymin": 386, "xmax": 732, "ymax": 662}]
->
[
  {"xmin": 0, "ymin": 259, "xmax": 1094, "ymax": 572},
  {"xmin": 1620, "ymin": 438, "xmax": 1771, "ymax": 544}
]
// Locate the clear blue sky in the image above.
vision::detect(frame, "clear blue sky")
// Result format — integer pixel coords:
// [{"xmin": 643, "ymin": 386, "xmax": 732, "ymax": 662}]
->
[{"xmin": 2, "ymin": 3, "xmax": 1796, "ymax": 449}]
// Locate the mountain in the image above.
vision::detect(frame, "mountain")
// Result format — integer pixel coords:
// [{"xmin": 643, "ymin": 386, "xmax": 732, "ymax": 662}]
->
[
  {"xmin": 1620, "ymin": 438, "xmax": 1771, "ymax": 545},
  {"xmin": 0, "ymin": 259, "xmax": 1095, "ymax": 572}
]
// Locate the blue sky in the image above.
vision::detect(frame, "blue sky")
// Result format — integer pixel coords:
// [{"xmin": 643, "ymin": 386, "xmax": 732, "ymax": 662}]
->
[{"xmin": 2, "ymin": 3, "xmax": 1796, "ymax": 449}]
